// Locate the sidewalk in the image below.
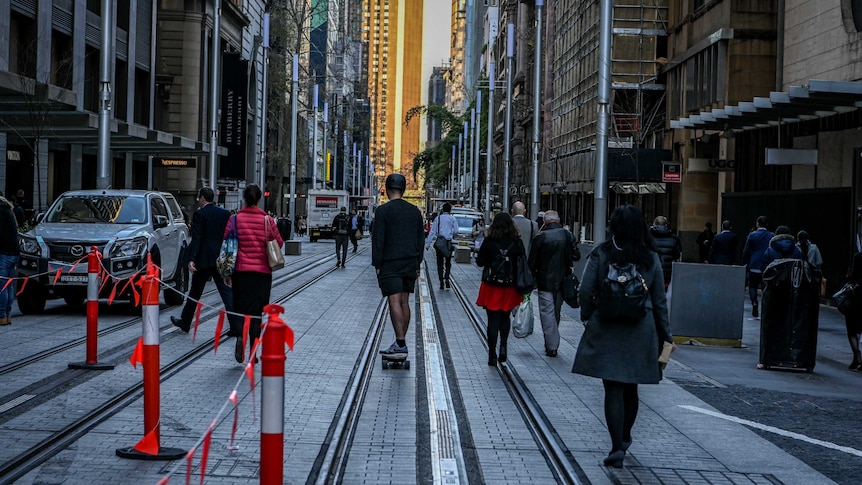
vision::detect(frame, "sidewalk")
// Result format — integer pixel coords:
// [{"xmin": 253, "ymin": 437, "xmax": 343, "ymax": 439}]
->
[{"xmin": 442, "ymin": 256, "xmax": 835, "ymax": 485}]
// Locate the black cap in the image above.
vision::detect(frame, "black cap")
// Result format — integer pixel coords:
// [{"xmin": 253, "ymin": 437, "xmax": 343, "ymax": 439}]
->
[{"xmin": 385, "ymin": 173, "xmax": 406, "ymax": 191}]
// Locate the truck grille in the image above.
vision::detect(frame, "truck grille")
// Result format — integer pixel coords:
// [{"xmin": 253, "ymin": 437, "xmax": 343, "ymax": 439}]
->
[{"xmin": 47, "ymin": 242, "xmax": 108, "ymax": 263}]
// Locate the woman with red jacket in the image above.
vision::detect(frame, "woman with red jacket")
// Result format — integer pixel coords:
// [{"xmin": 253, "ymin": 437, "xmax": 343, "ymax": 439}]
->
[{"xmin": 224, "ymin": 184, "xmax": 283, "ymax": 362}]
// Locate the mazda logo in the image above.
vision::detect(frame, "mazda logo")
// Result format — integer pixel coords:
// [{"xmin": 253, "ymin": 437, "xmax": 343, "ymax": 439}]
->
[{"xmin": 70, "ymin": 245, "xmax": 85, "ymax": 257}]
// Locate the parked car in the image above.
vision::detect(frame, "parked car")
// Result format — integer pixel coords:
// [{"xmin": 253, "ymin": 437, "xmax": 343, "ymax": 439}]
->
[
  {"xmin": 452, "ymin": 211, "xmax": 483, "ymax": 249},
  {"xmin": 16, "ymin": 190, "xmax": 190, "ymax": 313}
]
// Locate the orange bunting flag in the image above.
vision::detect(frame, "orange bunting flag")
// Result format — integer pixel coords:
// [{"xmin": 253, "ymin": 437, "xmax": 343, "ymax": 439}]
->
[
  {"xmin": 213, "ymin": 311, "xmax": 225, "ymax": 354},
  {"xmin": 229, "ymin": 390, "xmax": 239, "ymax": 448},
  {"xmin": 284, "ymin": 324, "xmax": 295, "ymax": 351},
  {"xmin": 15, "ymin": 276, "xmax": 28, "ymax": 296},
  {"xmin": 107, "ymin": 283, "xmax": 118, "ymax": 305},
  {"xmin": 133, "ymin": 427, "xmax": 160, "ymax": 455},
  {"xmin": 1, "ymin": 277, "xmax": 13, "ymax": 292},
  {"xmin": 199, "ymin": 422, "xmax": 215, "ymax": 485},
  {"xmin": 52, "ymin": 269, "xmax": 63, "ymax": 286},
  {"xmin": 192, "ymin": 302, "xmax": 203, "ymax": 343},
  {"xmin": 245, "ymin": 362, "xmax": 257, "ymax": 423},
  {"xmin": 98, "ymin": 272, "xmax": 110, "ymax": 294},
  {"xmin": 130, "ymin": 337, "xmax": 144, "ymax": 369},
  {"xmin": 68, "ymin": 258, "xmax": 82, "ymax": 273},
  {"xmin": 131, "ymin": 285, "xmax": 140, "ymax": 307},
  {"xmin": 156, "ymin": 477, "xmax": 170, "ymax": 485},
  {"xmin": 184, "ymin": 447, "xmax": 196, "ymax": 485},
  {"xmin": 241, "ymin": 315, "xmax": 252, "ymax": 362},
  {"xmin": 250, "ymin": 338, "xmax": 261, "ymax": 366}
]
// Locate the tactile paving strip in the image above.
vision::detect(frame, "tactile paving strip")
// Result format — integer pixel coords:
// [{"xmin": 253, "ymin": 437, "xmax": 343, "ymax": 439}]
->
[{"xmin": 606, "ymin": 466, "xmax": 783, "ymax": 484}]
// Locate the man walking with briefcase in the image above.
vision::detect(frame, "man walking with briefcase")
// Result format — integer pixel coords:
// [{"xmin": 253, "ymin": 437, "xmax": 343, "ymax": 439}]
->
[{"xmin": 425, "ymin": 203, "xmax": 458, "ymax": 290}]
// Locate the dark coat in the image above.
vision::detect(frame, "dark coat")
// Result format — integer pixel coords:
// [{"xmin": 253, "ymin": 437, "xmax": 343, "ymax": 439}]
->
[
  {"xmin": 761, "ymin": 234, "xmax": 803, "ymax": 271},
  {"xmin": 696, "ymin": 228, "xmax": 714, "ymax": 262},
  {"xmin": 649, "ymin": 225, "xmax": 681, "ymax": 284},
  {"xmin": 186, "ymin": 203, "xmax": 230, "ymax": 268},
  {"xmin": 708, "ymin": 230, "xmax": 739, "ymax": 265},
  {"xmin": 371, "ymin": 199, "xmax": 424, "ymax": 269},
  {"xmin": 528, "ymin": 223, "xmax": 578, "ymax": 291},
  {"xmin": 742, "ymin": 228, "xmax": 774, "ymax": 272},
  {"xmin": 572, "ymin": 245, "xmax": 671, "ymax": 384}
]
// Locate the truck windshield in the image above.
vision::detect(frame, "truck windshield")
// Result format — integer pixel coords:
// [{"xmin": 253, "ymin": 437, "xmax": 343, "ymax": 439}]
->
[{"xmin": 45, "ymin": 195, "xmax": 146, "ymax": 224}]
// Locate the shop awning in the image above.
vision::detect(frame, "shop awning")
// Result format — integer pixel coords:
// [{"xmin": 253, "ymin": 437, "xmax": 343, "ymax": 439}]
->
[
  {"xmin": 0, "ymin": 72, "xmax": 224, "ymax": 156},
  {"xmin": 669, "ymin": 80, "xmax": 862, "ymax": 133}
]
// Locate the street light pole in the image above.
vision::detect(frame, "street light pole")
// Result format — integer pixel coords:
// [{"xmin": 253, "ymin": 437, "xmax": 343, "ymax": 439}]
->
[
  {"xmin": 594, "ymin": 0, "xmax": 612, "ymax": 244},
  {"xmin": 259, "ymin": 12, "xmax": 270, "ymax": 209},
  {"xmin": 470, "ymin": 108, "xmax": 476, "ymax": 207},
  {"xmin": 473, "ymin": 90, "xmax": 481, "ymax": 211},
  {"xmin": 503, "ymin": 23, "xmax": 515, "ymax": 211},
  {"xmin": 530, "ymin": 0, "xmax": 544, "ymax": 220},
  {"xmin": 288, "ymin": 54, "xmax": 298, "ymax": 229},
  {"xmin": 96, "ymin": 0, "xmax": 114, "ymax": 190},
  {"xmin": 485, "ymin": 61, "xmax": 495, "ymax": 224},
  {"xmin": 322, "ymin": 100, "xmax": 329, "ymax": 189},
  {"xmin": 208, "ymin": 0, "xmax": 222, "ymax": 197}
]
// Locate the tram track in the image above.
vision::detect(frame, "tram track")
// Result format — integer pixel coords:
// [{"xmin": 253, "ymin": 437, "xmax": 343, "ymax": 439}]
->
[
  {"xmin": 0, "ymin": 249, "xmax": 366, "ymax": 484},
  {"xmin": 0, "ymin": 249, "xmax": 334, "ymax": 378},
  {"xmin": 448, "ymin": 277, "xmax": 589, "ymax": 485}
]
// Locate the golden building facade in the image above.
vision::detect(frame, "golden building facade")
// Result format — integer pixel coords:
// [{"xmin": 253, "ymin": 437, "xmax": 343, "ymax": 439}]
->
[{"xmin": 363, "ymin": 0, "xmax": 424, "ymax": 192}]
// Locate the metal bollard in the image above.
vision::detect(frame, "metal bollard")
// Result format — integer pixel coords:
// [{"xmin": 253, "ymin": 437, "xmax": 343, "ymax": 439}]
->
[
  {"xmin": 260, "ymin": 304, "xmax": 286, "ymax": 484},
  {"xmin": 116, "ymin": 255, "xmax": 184, "ymax": 460},
  {"xmin": 69, "ymin": 247, "xmax": 114, "ymax": 370}
]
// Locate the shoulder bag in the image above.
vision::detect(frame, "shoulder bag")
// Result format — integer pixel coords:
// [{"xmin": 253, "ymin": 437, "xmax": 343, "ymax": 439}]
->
[
  {"xmin": 833, "ymin": 282, "xmax": 857, "ymax": 315},
  {"xmin": 216, "ymin": 215, "xmax": 238, "ymax": 278},
  {"xmin": 433, "ymin": 217, "xmax": 454, "ymax": 258},
  {"xmin": 515, "ymin": 240, "xmax": 535, "ymax": 295},
  {"xmin": 265, "ymin": 215, "xmax": 285, "ymax": 270}
]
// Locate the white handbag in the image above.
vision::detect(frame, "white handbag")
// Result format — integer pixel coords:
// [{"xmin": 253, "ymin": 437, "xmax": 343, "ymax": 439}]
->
[{"xmin": 265, "ymin": 216, "xmax": 285, "ymax": 270}]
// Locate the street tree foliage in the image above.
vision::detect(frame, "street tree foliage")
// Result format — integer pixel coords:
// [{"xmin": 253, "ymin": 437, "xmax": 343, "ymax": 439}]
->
[{"xmin": 405, "ymin": 91, "xmax": 488, "ymax": 191}]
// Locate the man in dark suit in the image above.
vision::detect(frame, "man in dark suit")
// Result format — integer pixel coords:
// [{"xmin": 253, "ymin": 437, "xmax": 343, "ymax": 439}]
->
[
  {"xmin": 708, "ymin": 220, "xmax": 740, "ymax": 265},
  {"xmin": 171, "ymin": 187, "xmax": 235, "ymax": 333}
]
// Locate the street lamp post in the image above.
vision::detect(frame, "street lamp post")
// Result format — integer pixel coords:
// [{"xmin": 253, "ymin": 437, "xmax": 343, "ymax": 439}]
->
[
  {"xmin": 208, "ymin": 0, "xmax": 222, "ymax": 197},
  {"xmin": 485, "ymin": 61, "xmax": 495, "ymax": 224},
  {"xmin": 503, "ymin": 23, "xmax": 515, "ymax": 211},
  {"xmin": 594, "ymin": 0, "xmax": 612, "ymax": 244},
  {"xmin": 288, "ymin": 54, "xmax": 299, "ymax": 229},
  {"xmin": 473, "ymin": 90, "xmax": 481, "ymax": 211},
  {"xmin": 311, "ymin": 84, "xmax": 319, "ymax": 190},
  {"xmin": 530, "ymin": 0, "xmax": 544, "ymax": 220},
  {"xmin": 259, "ymin": 12, "xmax": 270, "ymax": 209}
]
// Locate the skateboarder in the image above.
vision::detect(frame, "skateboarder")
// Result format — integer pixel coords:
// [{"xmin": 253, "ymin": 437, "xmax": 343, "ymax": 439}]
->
[{"xmin": 372, "ymin": 173, "xmax": 424, "ymax": 360}]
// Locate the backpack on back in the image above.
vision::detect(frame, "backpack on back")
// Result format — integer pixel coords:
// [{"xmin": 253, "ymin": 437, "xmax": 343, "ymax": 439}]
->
[
  {"xmin": 482, "ymin": 241, "xmax": 515, "ymax": 286},
  {"xmin": 335, "ymin": 214, "xmax": 349, "ymax": 235},
  {"xmin": 597, "ymin": 259, "xmax": 649, "ymax": 322}
]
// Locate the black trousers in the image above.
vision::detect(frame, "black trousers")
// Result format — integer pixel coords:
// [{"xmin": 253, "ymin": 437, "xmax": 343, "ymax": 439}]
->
[
  {"xmin": 349, "ymin": 230, "xmax": 359, "ymax": 250},
  {"xmin": 180, "ymin": 267, "xmax": 234, "ymax": 324},
  {"xmin": 335, "ymin": 235, "xmax": 349, "ymax": 263},
  {"xmin": 435, "ymin": 248, "xmax": 452, "ymax": 284},
  {"xmin": 231, "ymin": 271, "xmax": 273, "ymax": 340},
  {"xmin": 486, "ymin": 309, "xmax": 511, "ymax": 353}
]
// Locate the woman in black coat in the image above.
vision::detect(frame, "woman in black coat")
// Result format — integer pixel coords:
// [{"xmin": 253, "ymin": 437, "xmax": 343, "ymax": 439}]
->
[{"xmin": 572, "ymin": 205, "xmax": 673, "ymax": 468}]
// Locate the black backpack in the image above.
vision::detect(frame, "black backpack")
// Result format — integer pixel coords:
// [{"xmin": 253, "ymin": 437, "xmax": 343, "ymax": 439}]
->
[
  {"xmin": 335, "ymin": 214, "xmax": 349, "ymax": 234},
  {"xmin": 482, "ymin": 241, "xmax": 515, "ymax": 286},
  {"xmin": 597, "ymin": 259, "xmax": 649, "ymax": 322}
]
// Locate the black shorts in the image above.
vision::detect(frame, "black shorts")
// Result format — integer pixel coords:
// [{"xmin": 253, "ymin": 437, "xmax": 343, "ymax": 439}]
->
[{"xmin": 377, "ymin": 258, "xmax": 419, "ymax": 296}]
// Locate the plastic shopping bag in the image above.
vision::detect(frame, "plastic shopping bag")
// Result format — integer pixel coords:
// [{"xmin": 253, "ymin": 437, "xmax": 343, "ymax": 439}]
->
[{"xmin": 512, "ymin": 296, "xmax": 534, "ymax": 338}]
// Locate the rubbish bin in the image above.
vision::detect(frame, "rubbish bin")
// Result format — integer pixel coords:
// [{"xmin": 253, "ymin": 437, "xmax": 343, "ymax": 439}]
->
[
  {"xmin": 277, "ymin": 217, "xmax": 292, "ymax": 242},
  {"xmin": 759, "ymin": 259, "xmax": 820, "ymax": 372}
]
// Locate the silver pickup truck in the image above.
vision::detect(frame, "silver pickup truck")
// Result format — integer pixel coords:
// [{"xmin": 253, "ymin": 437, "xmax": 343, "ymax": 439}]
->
[{"xmin": 16, "ymin": 190, "xmax": 190, "ymax": 313}]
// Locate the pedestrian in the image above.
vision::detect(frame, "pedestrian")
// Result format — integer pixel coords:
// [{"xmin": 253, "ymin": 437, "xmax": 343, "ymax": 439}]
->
[
  {"xmin": 373, "ymin": 173, "xmax": 425, "ymax": 359},
  {"xmin": 742, "ymin": 216, "xmax": 774, "ymax": 318},
  {"xmin": 536, "ymin": 210, "xmax": 545, "ymax": 228},
  {"xmin": 0, "ymin": 195, "xmax": 20, "ymax": 326},
  {"xmin": 223, "ymin": 184, "xmax": 283, "ymax": 363},
  {"xmin": 842, "ymin": 251, "xmax": 862, "ymax": 370},
  {"xmin": 476, "ymin": 212, "xmax": 526, "ymax": 366},
  {"xmin": 349, "ymin": 208, "xmax": 364, "ymax": 253},
  {"xmin": 171, "ymin": 187, "xmax": 237, "ymax": 335},
  {"xmin": 12, "ymin": 190, "xmax": 26, "ymax": 227},
  {"xmin": 332, "ymin": 206, "xmax": 351, "ymax": 268},
  {"xmin": 512, "ymin": 201, "xmax": 539, "ymax": 255},
  {"xmin": 572, "ymin": 205, "xmax": 673, "ymax": 468},
  {"xmin": 761, "ymin": 225, "xmax": 802, "ymax": 270},
  {"xmin": 298, "ymin": 216, "xmax": 307, "ymax": 237},
  {"xmin": 708, "ymin": 220, "xmax": 739, "ymax": 265},
  {"xmin": 425, "ymin": 203, "xmax": 458, "ymax": 290},
  {"xmin": 528, "ymin": 209, "xmax": 580, "ymax": 357},
  {"xmin": 471, "ymin": 216, "xmax": 485, "ymax": 251},
  {"xmin": 696, "ymin": 222, "xmax": 714, "ymax": 263},
  {"xmin": 796, "ymin": 230, "xmax": 823, "ymax": 270},
  {"xmin": 649, "ymin": 215, "xmax": 682, "ymax": 289}
]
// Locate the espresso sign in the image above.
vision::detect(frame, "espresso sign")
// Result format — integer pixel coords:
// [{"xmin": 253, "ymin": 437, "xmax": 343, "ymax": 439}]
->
[{"xmin": 155, "ymin": 157, "xmax": 197, "ymax": 168}]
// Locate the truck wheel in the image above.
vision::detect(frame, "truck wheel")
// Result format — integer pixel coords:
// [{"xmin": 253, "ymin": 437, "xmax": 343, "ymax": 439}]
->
[
  {"xmin": 164, "ymin": 248, "xmax": 188, "ymax": 306},
  {"xmin": 17, "ymin": 282, "xmax": 47, "ymax": 314},
  {"xmin": 63, "ymin": 292, "xmax": 86, "ymax": 306}
]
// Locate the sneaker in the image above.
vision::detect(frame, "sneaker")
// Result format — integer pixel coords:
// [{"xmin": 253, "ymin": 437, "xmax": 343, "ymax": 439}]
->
[
  {"xmin": 445, "ymin": 280, "xmax": 451, "ymax": 289},
  {"xmin": 0, "ymin": 317, "xmax": 9, "ymax": 326},
  {"xmin": 379, "ymin": 342, "xmax": 408, "ymax": 359}
]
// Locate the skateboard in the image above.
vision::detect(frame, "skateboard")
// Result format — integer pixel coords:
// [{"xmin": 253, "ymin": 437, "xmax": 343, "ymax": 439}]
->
[{"xmin": 381, "ymin": 354, "xmax": 410, "ymax": 370}]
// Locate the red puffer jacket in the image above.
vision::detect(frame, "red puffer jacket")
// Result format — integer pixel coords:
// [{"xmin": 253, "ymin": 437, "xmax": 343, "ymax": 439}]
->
[{"xmin": 224, "ymin": 207, "xmax": 283, "ymax": 274}]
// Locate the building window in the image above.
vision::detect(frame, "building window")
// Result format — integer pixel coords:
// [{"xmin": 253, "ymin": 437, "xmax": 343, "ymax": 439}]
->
[{"xmin": 10, "ymin": 12, "xmax": 37, "ymax": 79}]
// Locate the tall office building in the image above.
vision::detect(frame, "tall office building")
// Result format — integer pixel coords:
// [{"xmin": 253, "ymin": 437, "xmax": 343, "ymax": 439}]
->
[{"xmin": 362, "ymin": 0, "xmax": 424, "ymax": 192}]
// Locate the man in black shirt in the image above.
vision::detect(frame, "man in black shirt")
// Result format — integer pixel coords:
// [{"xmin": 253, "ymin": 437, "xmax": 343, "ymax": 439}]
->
[
  {"xmin": 372, "ymin": 174, "xmax": 424, "ymax": 359},
  {"xmin": 332, "ymin": 207, "xmax": 351, "ymax": 268}
]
